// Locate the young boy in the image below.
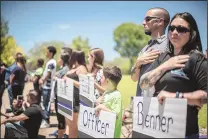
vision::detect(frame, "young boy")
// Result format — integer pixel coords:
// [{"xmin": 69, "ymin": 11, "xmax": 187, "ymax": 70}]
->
[{"xmin": 95, "ymin": 66, "xmax": 122, "ymax": 138}]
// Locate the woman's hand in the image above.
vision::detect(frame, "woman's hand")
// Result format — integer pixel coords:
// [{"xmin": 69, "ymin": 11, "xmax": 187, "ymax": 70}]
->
[{"xmin": 161, "ymin": 55, "xmax": 189, "ymax": 71}]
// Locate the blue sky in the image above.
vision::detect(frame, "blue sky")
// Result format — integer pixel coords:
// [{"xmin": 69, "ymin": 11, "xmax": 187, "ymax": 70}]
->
[{"xmin": 1, "ymin": 1, "xmax": 207, "ymax": 61}]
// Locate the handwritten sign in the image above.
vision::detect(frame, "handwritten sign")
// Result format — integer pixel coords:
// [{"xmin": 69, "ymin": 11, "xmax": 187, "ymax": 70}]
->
[
  {"xmin": 79, "ymin": 74, "xmax": 95, "ymax": 107},
  {"xmin": 57, "ymin": 78, "xmax": 74, "ymax": 120},
  {"xmin": 78, "ymin": 105, "xmax": 116, "ymax": 138},
  {"xmin": 132, "ymin": 97, "xmax": 187, "ymax": 138}
]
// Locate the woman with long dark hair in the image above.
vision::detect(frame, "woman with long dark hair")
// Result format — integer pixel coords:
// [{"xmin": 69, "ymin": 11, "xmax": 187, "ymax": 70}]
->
[
  {"xmin": 10, "ymin": 56, "xmax": 27, "ymax": 99},
  {"xmin": 64, "ymin": 50, "xmax": 88, "ymax": 138},
  {"xmin": 140, "ymin": 12, "xmax": 207, "ymax": 138}
]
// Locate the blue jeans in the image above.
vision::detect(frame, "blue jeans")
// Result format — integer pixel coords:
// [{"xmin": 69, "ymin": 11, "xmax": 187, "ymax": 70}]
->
[
  {"xmin": 42, "ymin": 89, "xmax": 51, "ymax": 122},
  {"xmin": 4, "ymin": 122, "xmax": 28, "ymax": 138},
  {"xmin": 7, "ymin": 85, "xmax": 13, "ymax": 109},
  {"xmin": 185, "ymin": 133, "xmax": 199, "ymax": 139}
]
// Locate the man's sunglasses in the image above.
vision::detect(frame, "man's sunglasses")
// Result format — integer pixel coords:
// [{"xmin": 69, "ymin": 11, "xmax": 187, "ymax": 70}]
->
[
  {"xmin": 168, "ymin": 25, "xmax": 190, "ymax": 33},
  {"xmin": 144, "ymin": 16, "xmax": 161, "ymax": 22}
]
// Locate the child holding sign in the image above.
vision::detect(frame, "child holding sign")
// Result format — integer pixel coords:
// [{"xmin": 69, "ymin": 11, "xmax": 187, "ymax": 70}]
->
[{"xmin": 95, "ymin": 66, "xmax": 122, "ymax": 138}]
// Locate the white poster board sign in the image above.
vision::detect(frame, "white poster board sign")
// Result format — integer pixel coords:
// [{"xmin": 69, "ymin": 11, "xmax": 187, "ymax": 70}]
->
[
  {"xmin": 78, "ymin": 105, "xmax": 116, "ymax": 138},
  {"xmin": 79, "ymin": 74, "xmax": 95, "ymax": 107},
  {"xmin": 132, "ymin": 97, "xmax": 187, "ymax": 138},
  {"xmin": 57, "ymin": 78, "xmax": 74, "ymax": 120}
]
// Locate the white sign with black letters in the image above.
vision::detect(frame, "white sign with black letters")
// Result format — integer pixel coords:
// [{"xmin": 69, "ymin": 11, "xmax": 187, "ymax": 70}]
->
[
  {"xmin": 79, "ymin": 74, "xmax": 95, "ymax": 107},
  {"xmin": 78, "ymin": 105, "xmax": 116, "ymax": 138},
  {"xmin": 57, "ymin": 78, "xmax": 74, "ymax": 120},
  {"xmin": 132, "ymin": 97, "xmax": 187, "ymax": 138}
]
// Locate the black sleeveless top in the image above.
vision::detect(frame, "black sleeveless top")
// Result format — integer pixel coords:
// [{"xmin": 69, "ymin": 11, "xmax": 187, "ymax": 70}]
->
[{"xmin": 67, "ymin": 72, "xmax": 80, "ymax": 112}]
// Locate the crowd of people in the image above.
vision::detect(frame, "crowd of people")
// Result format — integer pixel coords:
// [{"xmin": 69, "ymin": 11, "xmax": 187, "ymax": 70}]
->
[{"xmin": 0, "ymin": 7, "xmax": 207, "ymax": 139}]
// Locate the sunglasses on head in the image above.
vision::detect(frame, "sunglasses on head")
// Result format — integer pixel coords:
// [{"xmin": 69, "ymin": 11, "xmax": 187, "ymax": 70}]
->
[
  {"xmin": 144, "ymin": 16, "xmax": 161, "ymax": 22},
  {"xmin": 168, "ymin": 25, "xmax": 190, "ymax": 33}
]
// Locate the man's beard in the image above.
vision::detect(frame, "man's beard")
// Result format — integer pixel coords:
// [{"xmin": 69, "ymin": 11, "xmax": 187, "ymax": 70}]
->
[{"xmin": 144, "ymin": 30, "xmax": 152, "ymax": 36}]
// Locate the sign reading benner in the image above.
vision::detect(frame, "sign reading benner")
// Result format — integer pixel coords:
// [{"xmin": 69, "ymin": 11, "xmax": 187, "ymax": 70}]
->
[{"xmin": 132, "ymin": 97, "xmax": 187, "ymax": 138}]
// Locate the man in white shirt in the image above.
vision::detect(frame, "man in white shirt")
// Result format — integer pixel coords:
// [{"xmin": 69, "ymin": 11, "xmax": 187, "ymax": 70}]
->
[{"xmin": 39, "ymin": 46, "xmax": 57, "ymax": 128}]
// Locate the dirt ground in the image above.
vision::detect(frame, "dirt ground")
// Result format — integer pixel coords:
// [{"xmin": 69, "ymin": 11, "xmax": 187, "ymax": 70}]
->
[{"xmin": 1, "ymin": 82, "xmax": 57, "ymax": 138}]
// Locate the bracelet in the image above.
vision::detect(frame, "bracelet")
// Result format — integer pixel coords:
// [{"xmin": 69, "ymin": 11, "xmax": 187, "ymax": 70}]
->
[{"xmin": 176, "ymin": 91, "xmax": 179, "ymax": 98}]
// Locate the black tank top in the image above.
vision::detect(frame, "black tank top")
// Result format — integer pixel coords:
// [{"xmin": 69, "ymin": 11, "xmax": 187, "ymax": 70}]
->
[{"xmin": 67, "ymin": 72, "xmax": 80, "ymax": 112}]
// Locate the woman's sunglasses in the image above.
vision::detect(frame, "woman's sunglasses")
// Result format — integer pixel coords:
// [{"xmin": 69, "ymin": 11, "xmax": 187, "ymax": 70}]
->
[{"xmin": 168, "ymin": 25, "xmax": 190, "ymax": 33}]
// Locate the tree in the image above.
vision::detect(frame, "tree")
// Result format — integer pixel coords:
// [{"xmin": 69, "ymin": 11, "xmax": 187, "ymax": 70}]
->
[
  {"xmin": 0, "ymin": 36, "xmax": 24, "ymax": 65},
  {"xmin": 1, "ymin": 16, "xmax": 9, "ymax": 37},
  {"xmin": 70, "ymin": 36, "xmax": 91, "ymax": 61},
  {"xmin": 27, "ymin": 41, "xmax": 66, "ymax": 70},
  {"xmin": 104, "ymin": 57, "xmax": 130, "ymax": 75},
  {"xmin": 0, "ymin": 17, "xmax": 24, "ymax": 65},
  {"xmin": 113, "ymin": 23, "xmax": 150, "ymax": 73},
  {"xmin": 0, "ymin": 17, "xmax": 9, "ymax": 61}
]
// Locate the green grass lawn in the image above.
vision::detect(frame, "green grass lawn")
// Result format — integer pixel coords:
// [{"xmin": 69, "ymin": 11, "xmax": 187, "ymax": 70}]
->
[
  {"xmin": 117, "ymin": 75, "xmax": 137, "ymax": 108},
  {"xmin": 118, "ymin": 75, "xmax": 207, "ymax": 128}
]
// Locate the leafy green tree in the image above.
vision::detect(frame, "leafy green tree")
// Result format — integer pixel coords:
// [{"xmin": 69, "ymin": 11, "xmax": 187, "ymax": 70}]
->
[
  {"xmin": 70, "ymin": 36, "xmax": 91, "ymax": 61},
  {"xmin": 1, "ymin": 16, "xmax": 8, "ymax": 37},
  {"xmin": 0, "ymin": 17, "xmax": 9, "ymax": 61},
  {"xmin": 113, "ymin": 23, "xmax": 150, "ymax": 72},
  {"xmin": 0, "ymin": 17, "xmax": 24, "ymax": 65},
  {"xmin": 0, "ymin": 36, "xmax": 24, "ymax": 65},
  {"xmin": 104, "ymin": 57, "xmax": 130, "ymax": 75},
  {"xmin": 27, "ymin": 41, "xmax": 66, "ymax": 70}
]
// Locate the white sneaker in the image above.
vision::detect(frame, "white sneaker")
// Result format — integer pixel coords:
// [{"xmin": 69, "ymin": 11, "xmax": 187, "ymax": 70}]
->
[{"xmin": 40, "ymin": 120, "xmax": 50, "ymax": 128}]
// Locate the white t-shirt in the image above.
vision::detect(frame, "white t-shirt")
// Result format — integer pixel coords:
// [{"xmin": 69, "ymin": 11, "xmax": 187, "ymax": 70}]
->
[{"xmin": 42, "ymin": 59, "xmax": 57, "ymax": 90}]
